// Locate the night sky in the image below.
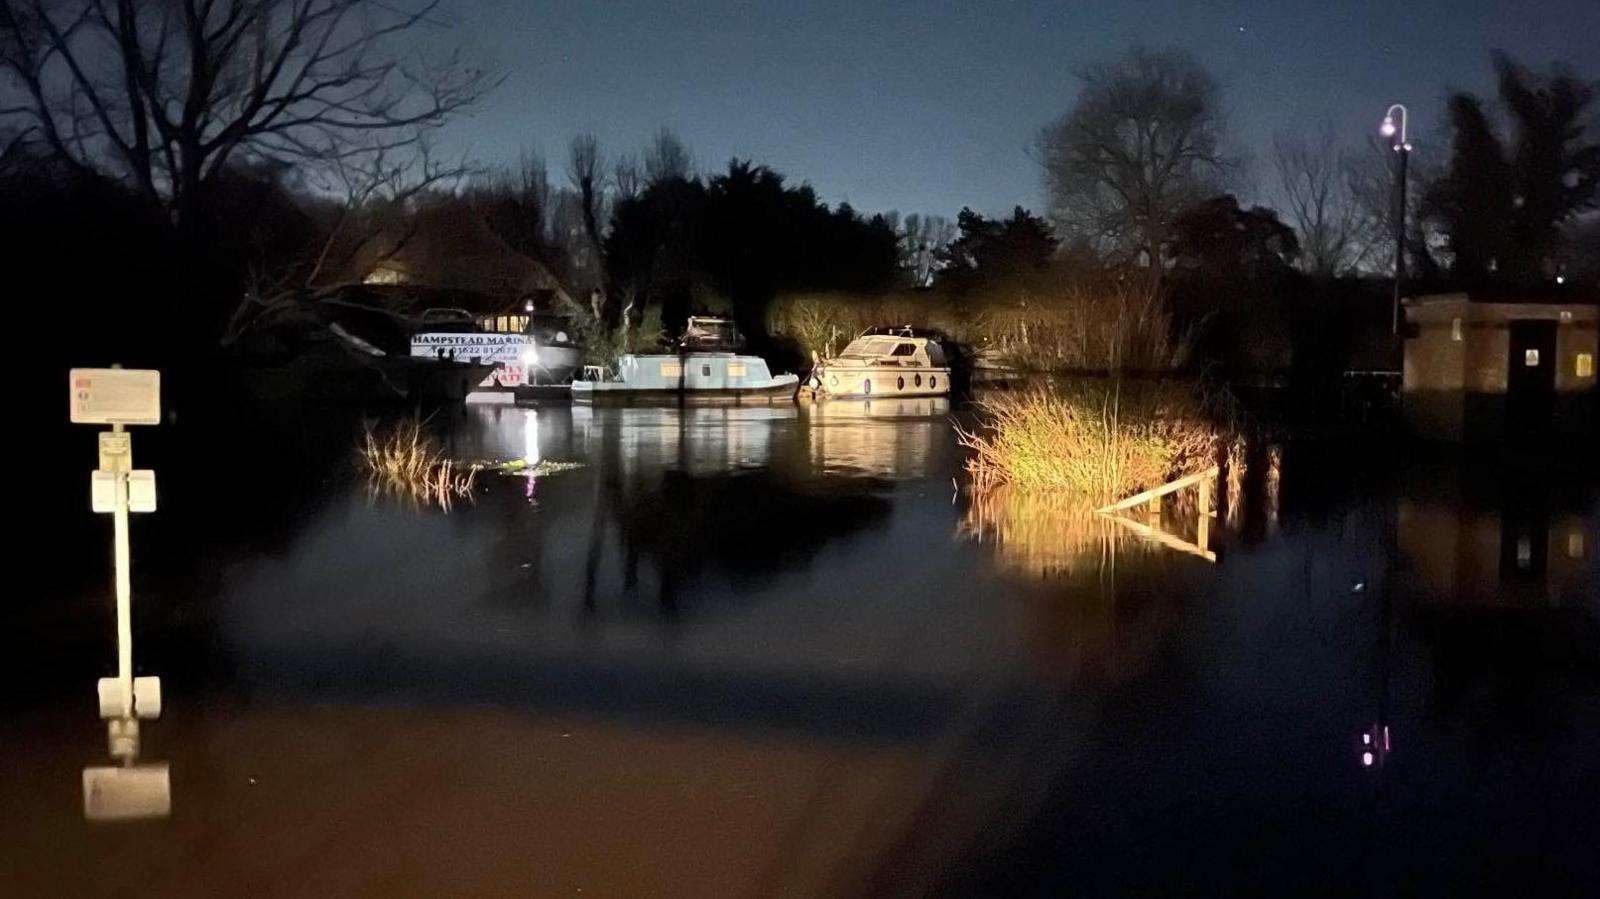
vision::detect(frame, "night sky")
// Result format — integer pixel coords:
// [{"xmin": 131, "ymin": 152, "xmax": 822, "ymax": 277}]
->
[{"xmin": 439, "ymin": 0, "xmax": 1600, "ymax": 218}]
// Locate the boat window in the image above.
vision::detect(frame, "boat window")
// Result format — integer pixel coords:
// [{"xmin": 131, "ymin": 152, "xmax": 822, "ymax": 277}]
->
[
  {"xmin": 891, "ymin": 342, "xmax": 916, "ymax": 356},
  {"xmin": 728, "ymin": 362, "xmax": 748, "ymax": 377},
  {"xmin": 702, "ymin": 364, "xmax": 711, "ymax": 377},
  {"xmin": 844, "ymin": 334, "xmax": 896, "ymax": 355}
]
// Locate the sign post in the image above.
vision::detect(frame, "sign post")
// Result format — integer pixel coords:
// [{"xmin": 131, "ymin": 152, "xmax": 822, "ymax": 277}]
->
[{"xmin": 70, "ymin": 367, "xmax": 170, "ymax": 821}]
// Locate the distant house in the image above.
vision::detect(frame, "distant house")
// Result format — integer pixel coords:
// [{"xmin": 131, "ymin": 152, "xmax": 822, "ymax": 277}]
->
[
  {"xmin": 1402, "ymin": 290, "xmax": 1597, "ymax": 441},
  {"xmin": 320, "ymin": 195, "xmax": 575, "ymax": 313}
]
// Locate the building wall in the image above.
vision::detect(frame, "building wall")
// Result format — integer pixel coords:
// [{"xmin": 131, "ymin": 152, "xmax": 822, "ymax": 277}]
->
[
  {"xmin": 1404, "ymin": 297, "xmax": 1598, "ymax": 441},
  {"xmin": 1555, "ymin": 320, "xmax": 1598, "ymax": 393},
  {"xmin": 1403, "ymin": 301, "xmax": 1469, "ymax": 440}
]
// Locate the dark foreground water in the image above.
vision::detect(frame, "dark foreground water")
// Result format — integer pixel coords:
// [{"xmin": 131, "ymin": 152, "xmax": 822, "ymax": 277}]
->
[{"xmin": 5, "ymin": 400, "xmax": 1598, "ymax": 897}]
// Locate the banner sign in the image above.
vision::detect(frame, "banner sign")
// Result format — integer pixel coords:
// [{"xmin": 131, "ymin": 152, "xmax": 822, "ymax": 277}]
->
[
  {"xmin": 409, "ymin": 332, "xmax": 529, "ymax": 362},
  {"xmin": 411, "ymin": 332, "xmax": 530, "ymax": 387}
]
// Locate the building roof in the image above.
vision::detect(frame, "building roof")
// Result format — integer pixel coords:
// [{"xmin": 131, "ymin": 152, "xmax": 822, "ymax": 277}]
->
[{"xmin": 1407, "ymin": 287, "xmax": 1600, "ymax": 307}]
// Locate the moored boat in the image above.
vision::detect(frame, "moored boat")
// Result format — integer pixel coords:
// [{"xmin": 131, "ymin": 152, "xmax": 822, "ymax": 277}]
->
[
  {"xmin": 570, "ymin": 316, "xmax": 799, "ymax": 404},
  {"xmin": 802, "ymin": 327, "xmax": 951, "ymax": 399}
]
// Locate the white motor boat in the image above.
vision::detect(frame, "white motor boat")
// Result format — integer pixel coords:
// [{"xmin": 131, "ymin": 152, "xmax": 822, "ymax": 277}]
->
[
  {"xmin": 570, "ymin": 316, "xmax": 798, "ymax": 403},
  {"xmin": 802, "ymin": 328, "xmax": 952, "ymax": 399}
]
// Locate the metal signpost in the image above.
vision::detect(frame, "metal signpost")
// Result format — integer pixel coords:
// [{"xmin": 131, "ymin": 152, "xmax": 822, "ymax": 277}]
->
[{"xmin": 70, "ymin": 367, "xmax": 171, "ymax": 821}]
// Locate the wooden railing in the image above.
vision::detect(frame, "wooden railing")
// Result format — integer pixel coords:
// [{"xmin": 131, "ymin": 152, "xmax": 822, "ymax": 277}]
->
[{"xmin": 1096, "ymin": 465, "xmax": 1220, "ymax": 562}]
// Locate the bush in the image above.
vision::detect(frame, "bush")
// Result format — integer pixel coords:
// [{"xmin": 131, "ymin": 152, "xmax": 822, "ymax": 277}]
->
[
  {"xmin": 957, "ymin": 379, "xmax": 1224, "ymax": 502},
  {"xmin": 768, "ymin": 269, "xmax": 1191, "ymax": 372}
]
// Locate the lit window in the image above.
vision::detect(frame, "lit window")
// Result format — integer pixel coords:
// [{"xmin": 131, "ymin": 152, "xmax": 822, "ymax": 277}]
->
[
  {"xmin": 660, "ymin": 360, "xmax": 682, "ymax": 377},
  {"xmin": 1569, "ymin": 531, "xmax": 1585, "ymax": 559},
  {"xmin": 1524, "ymin": 349, "xmax": 1540, "ymax": 367},
  {"xmin": 728, "ymin": 362, "xmax": 747, "ymax": 377},
  {"xmin": 1451, "ymin": 318, "xmax": 1462, "ymax": 341},
  {"xmin": 1578, "ymin": 353, "xmax": 1594, "ymax": 378},
  {"xmin": 1516, "ymin": 535, "xmax": 1532, "ymax": 568}
]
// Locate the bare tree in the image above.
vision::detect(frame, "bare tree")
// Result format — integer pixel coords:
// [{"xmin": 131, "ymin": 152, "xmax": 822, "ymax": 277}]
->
[
  {"xmin": 611, "ymin": 152, "xmax": 641, "ymax": 203},
  {"xmin": 468, "ymin": 147, "xmax": 552, "ymax": 259},
  {"xmin": 897, "ymin": 212, "xmax": 955, "ymax": 286},
  {"xmin": 0, "ymin": 0, "xmax": 493, "ymax": 227},
  {"xmin": 642, "ymin": 126, "xmax": 691, "ymax": 184},
  {"xmin": 224, "ymin": 139, "xmax": 467, "ymax": 344},
  {"xmin": 1037, "ymin": 46, "xmax": 1233, "ymax": 272},
  {"xmin": 1273, "ymin": 122, "xmax": 1366, "ymax": 277},
  {"xmin": 567, "ymin": 132, "xmax": 606, "ymax": 266},
  {"xmin": 1345, "ymin": 134, "xmax": 1442, "ymax": 279}
]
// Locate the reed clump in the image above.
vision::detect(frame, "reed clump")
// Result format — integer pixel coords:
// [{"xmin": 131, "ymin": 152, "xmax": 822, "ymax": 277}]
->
[
  {"xmin": 359, "ymin": 418, "xmax": 478, "ymax": 510},
  {"xmin": 957, "ymin": 379, "xmax": 1224, "ymax": 503}
]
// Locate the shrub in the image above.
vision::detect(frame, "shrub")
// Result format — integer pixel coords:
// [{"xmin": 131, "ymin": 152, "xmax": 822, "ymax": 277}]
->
[{"xmin": 957, "ymin": 379, "xmax": 1223, "ymax": 502}]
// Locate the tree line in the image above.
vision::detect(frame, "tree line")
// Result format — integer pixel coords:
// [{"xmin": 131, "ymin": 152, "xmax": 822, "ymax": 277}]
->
[{"xmin": 3, "ymin": 3, "xmax": 1595, "ymax": 379}]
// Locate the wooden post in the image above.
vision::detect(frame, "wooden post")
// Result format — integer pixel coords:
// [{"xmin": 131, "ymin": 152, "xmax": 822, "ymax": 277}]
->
[
  {"xmin": 1197, "ymin": 473, "xmax": 1212, "ymax": 551},
  {"xmin": 1147, "ymin": 493, "xmax": 1161, "ymax": 528}
]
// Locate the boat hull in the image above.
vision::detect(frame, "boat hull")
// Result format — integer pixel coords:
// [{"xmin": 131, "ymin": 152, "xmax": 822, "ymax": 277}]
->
[
  {"xmin": 571, "ymin": 377, "xmax": 798, "ymax": 404},
  {"xmin": 803, "ymin": 365, "xmax": 951, "ymax": 399},
  {"xmin": 571, "ymin": 353, "xmax": 798, "ymax": 404}
]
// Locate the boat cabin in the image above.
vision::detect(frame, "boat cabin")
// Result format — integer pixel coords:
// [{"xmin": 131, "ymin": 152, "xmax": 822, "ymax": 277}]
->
[
  {"xmin": 679, "ymin": 316, "xmax": 746, "ymax": 352},
  {"xmin": 836, "ymin": 332, "xmax": 949, "ymax": 368}
]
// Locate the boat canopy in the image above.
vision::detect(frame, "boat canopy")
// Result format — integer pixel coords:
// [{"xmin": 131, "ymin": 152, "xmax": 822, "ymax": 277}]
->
[{"xmin": 838, "ymin": 335, "xmax": 947, "ymax": 366}]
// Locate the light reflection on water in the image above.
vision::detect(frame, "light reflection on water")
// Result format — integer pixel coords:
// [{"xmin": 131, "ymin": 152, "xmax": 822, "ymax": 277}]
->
[{"xmin": 11, "ymin": 405, "xmax": 1598, "ymax": 896}]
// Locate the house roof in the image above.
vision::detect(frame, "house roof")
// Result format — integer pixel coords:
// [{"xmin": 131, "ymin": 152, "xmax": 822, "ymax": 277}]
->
[{"xmin": 1407, "ymin": 287, "xmax": 1600, "ymax": 307}]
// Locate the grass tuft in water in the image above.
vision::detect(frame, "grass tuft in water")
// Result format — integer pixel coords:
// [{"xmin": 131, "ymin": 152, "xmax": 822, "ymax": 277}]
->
[
  {"xmin": 957, "ymin": 379, "xmax": 1226, "ymax": 504},
  {"xmin": 359, "ymin": 417, "xmax": 479, "ymax": 511}
]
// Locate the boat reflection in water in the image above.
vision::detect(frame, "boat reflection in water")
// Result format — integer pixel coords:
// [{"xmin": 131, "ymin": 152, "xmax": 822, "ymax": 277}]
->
[
  {"xmin": 802, "ymin": 397, "xmax": 949, "ymax": 479},
  {"xmin": 572, "ymin": 404, "xmax": 793, "ymax": 476}
]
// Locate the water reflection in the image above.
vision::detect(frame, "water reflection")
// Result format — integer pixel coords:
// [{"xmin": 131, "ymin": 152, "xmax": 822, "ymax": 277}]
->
[
  {"xmin": 959, "ymin": 487, "xmax": 1136, "ymax": 578},
  {"xmin": 802, "ymin": 397, "xmax": 950, "ymax": 479},
  {"xmin": 1396, "ymin": 467, "xmax": 1596, "ymax": 608},
  {"xmin": 20, "ymin": 405, "xmax": 1600, "ymax": 896}
]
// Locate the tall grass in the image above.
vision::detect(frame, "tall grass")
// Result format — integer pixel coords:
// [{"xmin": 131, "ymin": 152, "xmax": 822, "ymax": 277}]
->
[
  {"xmin": 768, "ymin": 272, "xmax": 1191, "ymax": 371},
  {"xmin": 359, "ymin": 418, "xmax": 479, "ymax": 511},
  {"xmin": 957, "ymin": 379, "xmax": 1224, "ymax": 503}
]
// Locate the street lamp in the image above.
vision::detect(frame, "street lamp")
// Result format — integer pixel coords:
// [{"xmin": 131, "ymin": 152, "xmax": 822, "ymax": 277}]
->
[{"xmin": 1381, "ymin": 104, "xmax": 1412, "ymax": 335}]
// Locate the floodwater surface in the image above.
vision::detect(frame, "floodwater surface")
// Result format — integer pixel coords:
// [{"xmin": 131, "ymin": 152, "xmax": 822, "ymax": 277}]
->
[{"xmin": 5, "ymin": 401, "xmax": 1598, "ymax": 897}]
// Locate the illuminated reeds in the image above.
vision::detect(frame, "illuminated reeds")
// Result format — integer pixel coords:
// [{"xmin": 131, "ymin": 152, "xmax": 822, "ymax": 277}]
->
[{"xmin": 359, "ymin": 418, "xmax": 479, "ymax": 511}]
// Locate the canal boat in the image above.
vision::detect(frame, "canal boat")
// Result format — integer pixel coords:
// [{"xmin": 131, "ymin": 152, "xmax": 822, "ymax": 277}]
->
[
  {"xmin": 570, "ymin": 316, "xmax": 799, "ymax": 403},
  {"xmin": 802, "ymin": 327, "xmax": 952, "ymax": 399}
]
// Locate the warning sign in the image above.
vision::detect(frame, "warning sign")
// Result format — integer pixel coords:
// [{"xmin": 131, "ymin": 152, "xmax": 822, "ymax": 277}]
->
[{"xmin": 70, "ymin": 368, "xmax": 161, "ymax": 425}]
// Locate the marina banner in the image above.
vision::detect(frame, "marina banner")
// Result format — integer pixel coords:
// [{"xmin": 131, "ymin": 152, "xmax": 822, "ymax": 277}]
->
[{"xmin": 409, "ymin": 332, "xmax": 529, "ymax": 362}]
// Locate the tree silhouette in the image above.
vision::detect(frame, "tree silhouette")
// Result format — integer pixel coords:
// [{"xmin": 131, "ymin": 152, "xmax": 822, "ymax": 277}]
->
[
  {"xmin": 1037, "ymin": 46, "xmax": 1234, "ymax": 273},
  {"xmin": 1424, "ymin": 54, "xmax": 1598, "ymax": 283}
]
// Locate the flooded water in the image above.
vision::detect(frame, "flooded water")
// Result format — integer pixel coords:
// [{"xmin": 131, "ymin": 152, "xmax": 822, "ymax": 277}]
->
[{"xmin": 6, "ymin": 401, "xmax": 1598, "ymax": 897}]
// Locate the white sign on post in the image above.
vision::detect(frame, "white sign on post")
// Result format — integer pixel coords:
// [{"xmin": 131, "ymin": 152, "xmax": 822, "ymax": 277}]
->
[{"xmin": 70, "ymin": 368, "xmax": 161, "ymax": 425}]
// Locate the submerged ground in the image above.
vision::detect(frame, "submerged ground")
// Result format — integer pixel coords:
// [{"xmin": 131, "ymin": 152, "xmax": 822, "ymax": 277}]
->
[{"xmin": 5, "ymin": 400, "xmax": 1598, "ymax": 897}]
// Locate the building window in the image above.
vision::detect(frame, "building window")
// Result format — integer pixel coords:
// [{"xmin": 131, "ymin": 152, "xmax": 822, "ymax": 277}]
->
[
  {"xmin": 1578, "ymin": 353, "xmax": 1595, "ymax": 378},
  {"xmin": 1524, "ymin": 349, "xmax": 1540, "ymax": 367},
  {"xmin": 1451, "ymin": 318, "xmax": 1462, "ymax": 341},
  {"xmin": 1570, "ymin": 531, "xmax": 1585, "ymax": 560}
]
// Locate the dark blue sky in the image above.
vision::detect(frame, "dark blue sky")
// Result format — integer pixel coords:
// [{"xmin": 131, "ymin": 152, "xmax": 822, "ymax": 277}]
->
[{"xmin": 439, "ymin": 0, "xmax": 1600, "ymax": 219}]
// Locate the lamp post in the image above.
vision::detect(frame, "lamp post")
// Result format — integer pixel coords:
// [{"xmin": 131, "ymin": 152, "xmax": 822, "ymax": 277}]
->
[{"xmin": 1380, "ymin": 104, "xmax": 1412, "ymax": 335}]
